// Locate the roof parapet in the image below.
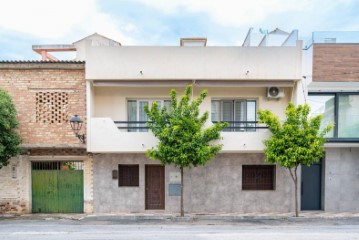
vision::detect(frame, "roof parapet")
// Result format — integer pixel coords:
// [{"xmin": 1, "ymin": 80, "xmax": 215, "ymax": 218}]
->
[{"xmin": 32, "ymin": 44, "xmax": 76, "ymax": 61}]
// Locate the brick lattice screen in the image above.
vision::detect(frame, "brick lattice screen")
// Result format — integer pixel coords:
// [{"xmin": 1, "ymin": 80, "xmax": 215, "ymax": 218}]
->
[{"xmin": 36, "ymin": 92, "xmax": 69, "ymax": 124}]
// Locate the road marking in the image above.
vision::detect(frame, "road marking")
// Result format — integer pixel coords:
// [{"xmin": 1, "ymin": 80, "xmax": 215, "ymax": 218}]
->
[{"xmin": 12, "ymin": 232, "xmax": 68, "ymax": 235}]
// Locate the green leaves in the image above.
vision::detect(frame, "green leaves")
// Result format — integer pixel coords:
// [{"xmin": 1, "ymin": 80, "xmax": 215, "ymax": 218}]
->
[
  {"xmin": 258, "ymin": 102, "xmax": 333, "ymax": 168},
  {"xmin": 145, "ymin": 85, "xmax": 228, "ymax": 168},
  {"xmin": 0, "ymin": 88, "xmax": 22, "ymax": 169}
]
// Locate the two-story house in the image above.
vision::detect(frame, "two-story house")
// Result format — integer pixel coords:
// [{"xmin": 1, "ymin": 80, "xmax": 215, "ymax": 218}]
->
[
  {"xmin": 0, "ymin": 60, "xmax": 92, "ymax": 214},
  {"xmin": 303, "ymin": 31, "xmax": 359, "ymax": 212},
  {"xmin": 85, "ymin": 29, "xmax": 303, "ymax": 213}
]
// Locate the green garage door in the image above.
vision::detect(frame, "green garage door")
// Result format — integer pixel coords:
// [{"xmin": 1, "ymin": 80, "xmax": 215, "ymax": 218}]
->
[{"xmin": 32, "ymin": 162, "xmax": 84, "ymax": 213}]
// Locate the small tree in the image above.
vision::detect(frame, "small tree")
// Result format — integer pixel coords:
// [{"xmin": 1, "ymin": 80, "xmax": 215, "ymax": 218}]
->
[
  {"xmin": 258, "ymin": 102, "xmax": 332, "ymax": 217},
  {"xmin": 0, "ymin": 88, "xmax": 21, "ymax": 169},
  {"xmin": 145, "ymin": 85, "xmax": 228, "ymax": 217}
]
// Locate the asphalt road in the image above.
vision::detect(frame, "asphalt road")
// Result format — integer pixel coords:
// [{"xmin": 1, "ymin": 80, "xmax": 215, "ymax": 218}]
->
[{"xmin": 0, "ymin": 218, "xmax": 359, "ymax": 240}]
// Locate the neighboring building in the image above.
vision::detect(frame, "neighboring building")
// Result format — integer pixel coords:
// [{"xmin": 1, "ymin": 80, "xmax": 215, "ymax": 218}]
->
[
  {"xmin": 86, "ymin": 29, "xmax": 302, "ymax": 213},
  {"xmin": 303, "ymin": 31, "xmax": 359, "ymax": 212},
  {"xmin": 0, "ymin": 61, "xmax": 92, "ymax": 214},
  {"xmin": 0, "ymin": 33, "xmax": 123, "ymax": 214}
]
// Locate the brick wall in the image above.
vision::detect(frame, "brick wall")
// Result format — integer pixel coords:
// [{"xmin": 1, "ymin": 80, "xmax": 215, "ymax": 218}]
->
[
  {"xmin": 0, "ymin": 62, "xmax": 86, "ymax": 145},
  {"xmin": 313, "ymin": 44, "xmax": 359, "ymax": 82},
  {"xmin": 0, "ymin": 62, "xmax": 92, "ymax": 214}
]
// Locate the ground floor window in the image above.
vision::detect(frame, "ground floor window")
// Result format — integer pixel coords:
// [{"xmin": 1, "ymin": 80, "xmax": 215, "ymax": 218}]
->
[
  {"xmin": 118, "ymin": 164, "xmax": 139, "ymax": 187},
  {"xmin": 242, "ymin": 165, "xmax": 275, "ymax": 190}
]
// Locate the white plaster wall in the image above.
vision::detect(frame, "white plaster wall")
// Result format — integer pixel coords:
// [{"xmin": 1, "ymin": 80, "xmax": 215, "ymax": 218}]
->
[
  {"xmin": 74, "ymin": 35, "xmax": 121, "ymax": 61},
  {"xmin": 88, "ymin": 86, "xmax": 291, "ymax": 152},
  {"xmin": 298, "ymin": 46, "xmax": 313, "ymax": 105},
  {"xmin": 85, "ymin": 44, "xmax": 302, "ymax": 80}
]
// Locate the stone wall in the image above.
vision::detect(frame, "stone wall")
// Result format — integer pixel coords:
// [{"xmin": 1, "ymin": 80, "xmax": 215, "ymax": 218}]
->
[
  {"xmin": 93, "ymin": 153, "xmax": 295, "ymax": 213},
  {"xmin": 0, "ymin": 155, "xmax": 31, "ymax": 214},
  {"xmin": 325, "ymin": 147, "xmax": 359, "ymax": 212},
  {"xmin": 0, "ymin": 151, "xmax": 93, "ymax": 214}
]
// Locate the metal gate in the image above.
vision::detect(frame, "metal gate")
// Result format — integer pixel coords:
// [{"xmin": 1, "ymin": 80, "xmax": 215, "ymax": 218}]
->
[
  {"xmin": 301, "ymin": 161, "xmax": 322, "ymax": 210},
  {"xmin": 31, "ymin": 162, "xmax": 84, "ymax": 213}
]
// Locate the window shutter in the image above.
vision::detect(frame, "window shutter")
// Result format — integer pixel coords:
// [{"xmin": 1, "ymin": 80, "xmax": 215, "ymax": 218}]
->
[
  {"xmin": 222, "ymin": 101, "xmax": 233, "ymax": 131},
  {"xmin": 127, "ymin": 100, "xmax": 137, "ymax": 132},
  {"xmin": 119, "ymin": 165, "xmax": 139, "ymax": 187},
  {"xmin": 247, "ymin": 100, "xmax": 256, "ymax": 131},
  {"xmin": 164, "ymin": 100, "xmax": 171, "ymax": 113},
  {"xmin": 234, "ymin": 100, "xmax": 246, "ymax": 131},
  {"xmin": 139, "ymin": 101, "xmax": 149, "ymax": 132},
  {"xmin": 242, "ymin": 165, "xmax": 275, "ymax": 190},
  {"xmin": 211, "ymin": 100, "xmax": 221, "ymax": 122}
]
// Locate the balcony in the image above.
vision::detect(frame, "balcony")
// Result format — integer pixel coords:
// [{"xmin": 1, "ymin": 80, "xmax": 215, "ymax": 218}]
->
[{"xmin": 87, "ymin": 118, "xmax": 270, "ymax": 153}]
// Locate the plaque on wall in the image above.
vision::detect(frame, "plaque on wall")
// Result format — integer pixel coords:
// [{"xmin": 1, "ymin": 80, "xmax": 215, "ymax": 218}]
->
[{"xmin": 169, "ymin": 184, "xmax": 181, "ymax": 196}]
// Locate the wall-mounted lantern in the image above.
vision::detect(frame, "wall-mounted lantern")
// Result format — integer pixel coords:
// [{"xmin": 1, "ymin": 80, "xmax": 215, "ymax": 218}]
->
[{"xmin": 69, "ymin": 115, "xmax": 86, "ymax": 144}]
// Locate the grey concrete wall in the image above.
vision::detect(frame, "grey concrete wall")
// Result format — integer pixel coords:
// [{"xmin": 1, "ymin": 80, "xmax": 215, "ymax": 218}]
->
[
  {"xmin": 93, "ymin": 153, "xmax": 295, "ymax": 213},
  {"xmin": 325, "ymin": 148, "xmax": 359, "ymax": 212}
]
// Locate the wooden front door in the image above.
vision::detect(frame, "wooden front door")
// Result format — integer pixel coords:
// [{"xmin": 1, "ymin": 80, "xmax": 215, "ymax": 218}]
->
[{"xmin": 145, "ymin": 165, "xmax": 165, "ymax": 210}]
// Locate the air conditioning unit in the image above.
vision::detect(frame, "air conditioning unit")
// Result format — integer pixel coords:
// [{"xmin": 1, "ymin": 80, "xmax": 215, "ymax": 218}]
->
[{"xmin": 267, "ymin": 87, "xmax": 285, "ymax": 99}]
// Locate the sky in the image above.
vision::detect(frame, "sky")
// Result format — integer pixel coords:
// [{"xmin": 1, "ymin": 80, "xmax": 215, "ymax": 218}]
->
[{"xmin": 0, "ymin": 0, "xmax": 358, "ymax": 60}]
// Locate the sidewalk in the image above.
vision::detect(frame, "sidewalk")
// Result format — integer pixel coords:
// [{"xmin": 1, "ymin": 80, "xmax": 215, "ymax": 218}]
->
[{"xmin": 1, "ymin": 211, "xmax": 359, "ymax": 222}]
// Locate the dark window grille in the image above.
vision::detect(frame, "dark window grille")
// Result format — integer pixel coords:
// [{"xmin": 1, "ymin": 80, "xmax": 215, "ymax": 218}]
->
[
  {"xmin": 242, "ymin": 165, "xmax": 275, "ymax": 190},
  {"xmin": 31, "ymin": 161, "xmax": 83, "ymax": 170},
  {"xmin": 118, "ymin": 165, "xmax": 139, "ymax": 187}
]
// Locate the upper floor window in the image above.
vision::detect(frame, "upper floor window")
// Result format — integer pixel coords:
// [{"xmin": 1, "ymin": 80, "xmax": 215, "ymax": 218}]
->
[
  {"xmin": 211, "ymin": 99, "xmax": 256, "ymax": 132},
  {"xmin": 308, "ymin": 93, "xmax": 359, "ymax": 140},
  {"xmin": 127, "ymin": 99, "xmax": 171, "ymax": 132}
]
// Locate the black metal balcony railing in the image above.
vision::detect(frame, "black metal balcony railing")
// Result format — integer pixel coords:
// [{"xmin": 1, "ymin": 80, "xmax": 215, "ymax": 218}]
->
[
  {"xmin": 212, "ymin": 121, "xmax": 268, "ymax": 132},
  {"xmin": 114, "ymin": 121, "xmax": 268, "ymax": 131},
  {"xmin": 114, "ymin": 121, "xmax": 358, "ymax": 142},
  {"xmin": 114, "ymin": 121, "xmax": 151, "ymax": 130}
]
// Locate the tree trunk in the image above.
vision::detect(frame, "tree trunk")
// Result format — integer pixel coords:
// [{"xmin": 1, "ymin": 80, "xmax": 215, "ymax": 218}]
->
[
  {"xmin": 288, "ymin": 166, "xmax": 299, "ymax": 217},
  {"xmin": 180, "ymin": 167, "xmax": 184, "ymax": 217}
]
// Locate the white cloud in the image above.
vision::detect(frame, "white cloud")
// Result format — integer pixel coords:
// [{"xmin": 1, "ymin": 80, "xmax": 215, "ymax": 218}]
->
[
  {"xmin": 130, "ymin": 0, "xmax": 355, "ymax": 29},
  {"xmin": 0, "ymin": 0, "xmax": 137, "ymax": 44},
  {"xmin": 131, "ymin": 0, "xmax": 311, "ymax": 27}
]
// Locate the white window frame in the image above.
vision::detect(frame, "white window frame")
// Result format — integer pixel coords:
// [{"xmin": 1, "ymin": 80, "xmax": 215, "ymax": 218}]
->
[
  {"xmin": 127, "ymin": 99, "xmax": 171, "ymax": 132},
  {"xmin": 211, "ymin": 99, "xmax": 257, "ymax": 132}
]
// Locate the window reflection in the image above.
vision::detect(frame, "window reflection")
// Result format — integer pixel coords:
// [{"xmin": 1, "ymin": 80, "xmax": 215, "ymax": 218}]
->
[
  {"xmin": 307, "ymin": 95, "xmax": 335, "ymax": 138},
  {"xmin": 338, "ymin": 95, "xmax": 359, "ymax": 138}
]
